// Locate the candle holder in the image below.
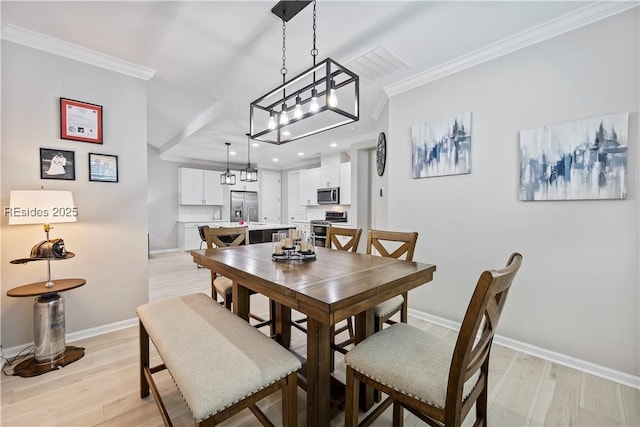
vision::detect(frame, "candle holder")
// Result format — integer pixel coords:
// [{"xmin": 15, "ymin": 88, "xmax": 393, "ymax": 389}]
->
[{"xmin": 272, "ymin": 230, "xmax": 316, "ymax": 262}]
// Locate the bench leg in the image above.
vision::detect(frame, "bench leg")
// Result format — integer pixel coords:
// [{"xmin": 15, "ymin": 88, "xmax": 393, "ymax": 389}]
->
[
  {"xmin": 139, "ymin": 320, "xmax": 150, "ymax": 398},
  {"xmin": 282, "ymin": 371, "xmax": 298, "ymax": 427}
]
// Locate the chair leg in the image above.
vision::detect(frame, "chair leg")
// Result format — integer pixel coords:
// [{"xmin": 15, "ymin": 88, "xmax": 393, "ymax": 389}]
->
[
  {"xmin": 476, "ymin": 382, "xmax": 488, "ymax": 427},
  {"xmin": 400, "ymin": 292, "xmax": 408, "ymax": 323},
  {"xmin": 282, "ymin": 372, "xmax": 297, "ymax": 427},
  {"xmin": 393, "ymin": 401, "xmax": 404, "ymax": 427},
  {"xmin": 345, "ymin": 366, "xmax": 359, "ymax": 427}
]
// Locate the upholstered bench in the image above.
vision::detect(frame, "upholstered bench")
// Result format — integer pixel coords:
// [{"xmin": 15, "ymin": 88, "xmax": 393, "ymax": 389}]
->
[{"xmin": 137, "ymin": 293, "xmax": 301, "ymax": 427}]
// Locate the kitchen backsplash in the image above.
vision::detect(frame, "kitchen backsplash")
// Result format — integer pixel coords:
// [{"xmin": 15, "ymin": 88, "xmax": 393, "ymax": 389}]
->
[{"xmin": 178, "ymin": 205, "xmax": 222, "ymax": 221}]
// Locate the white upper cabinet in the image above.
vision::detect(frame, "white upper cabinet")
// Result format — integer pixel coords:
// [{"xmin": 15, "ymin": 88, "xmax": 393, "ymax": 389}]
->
[
  {"xmin": 299, "ymin": 168, "xmax": 320, "ymax": 206},
  {"xmin": 318, "ymin": 165, "xmax": 340, "ymax": 188},
  {"xmin": 179, "ymin": 168, "xmax": 224, "ymax": 205},
  {"xmin": 339, "ymin": 162, "xmax": 351, "ymax": 205}
]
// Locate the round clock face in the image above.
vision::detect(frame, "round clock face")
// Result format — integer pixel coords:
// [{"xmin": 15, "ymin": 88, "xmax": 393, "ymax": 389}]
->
[{"xmin": 376, "ymin": 132, "xmax": 386, "ymax": 176}]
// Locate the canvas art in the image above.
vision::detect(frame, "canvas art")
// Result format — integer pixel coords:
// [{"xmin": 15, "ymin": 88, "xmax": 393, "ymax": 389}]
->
[
  {"xmin": 519, "ymin": 113, "xmax": 628, "ymax": 201},
  {"xmin": 411, "ymin": 112, "xmax": 472, "ymax": 178}
]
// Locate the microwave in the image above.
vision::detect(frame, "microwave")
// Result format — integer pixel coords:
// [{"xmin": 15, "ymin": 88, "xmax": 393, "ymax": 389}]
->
[{"xmin": 317, "ymin": 187, "xmax": 340, "ymax": 205}]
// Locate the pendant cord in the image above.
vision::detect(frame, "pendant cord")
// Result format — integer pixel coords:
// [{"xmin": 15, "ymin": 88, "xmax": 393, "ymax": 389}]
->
[{"xmin": 281, "ymin": 19, "xmax": 287, "ymax": 100}]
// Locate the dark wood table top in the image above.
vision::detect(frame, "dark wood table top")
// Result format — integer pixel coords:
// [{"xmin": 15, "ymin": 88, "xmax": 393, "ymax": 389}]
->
[
  {"xmin": 7, "ymin": 278, "xmax": 86, "ymax": 297},
  {"xmin": 192, "ymin": 243, "xmax": 436, "ymax": 324}
]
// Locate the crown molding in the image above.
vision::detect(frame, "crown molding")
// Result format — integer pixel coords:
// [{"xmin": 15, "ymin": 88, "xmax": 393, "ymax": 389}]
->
[
  {"xmin": 1, "ymin": 23, "xmax": 156, "ymax": 81},
  {"xmin": 385, "ymin": 1, "xmax": 639, "ymax": 98}
]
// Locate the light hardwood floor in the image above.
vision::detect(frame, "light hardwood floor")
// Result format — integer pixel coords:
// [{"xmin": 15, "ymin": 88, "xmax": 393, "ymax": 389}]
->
[{"xmin": 1, "ymin": 251, "xmax": 638, "ymax": 426}]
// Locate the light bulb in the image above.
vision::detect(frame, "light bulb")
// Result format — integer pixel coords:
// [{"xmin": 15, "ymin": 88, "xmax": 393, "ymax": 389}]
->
[
  {"xmin": 310, "ymin": 89, "xmax": 319, "ymax": 113},
  {"xmin": 293, "ymin": 95, "xmax": 303, "ymax": 119},
  {"xmin": 268, "ymin": 111, "xmax": 277, "ymax": 129},
  {"xmin": 327, "ymin": 80, "xmax": 338, "ymax": 108},
  {"xmin": 280, "ymin": 103, "xmax": 289, "ymax": 125}
]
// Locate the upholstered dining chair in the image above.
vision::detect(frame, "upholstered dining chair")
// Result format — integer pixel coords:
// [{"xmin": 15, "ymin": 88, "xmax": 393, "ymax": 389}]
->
[
  {"xmin": 205, "ymin": 226, "xmax": 272, "ymax": 330},
  {"xmin": 366, "ymin": 229, "xmax": 419, "ymax": 332},
  {"xmin": 293, "ymin": 226, "xmax": 364, "ymax": 360},
  {"xmin": 344, "ymin": 252, "xmax": 523, "ymax": 427}
]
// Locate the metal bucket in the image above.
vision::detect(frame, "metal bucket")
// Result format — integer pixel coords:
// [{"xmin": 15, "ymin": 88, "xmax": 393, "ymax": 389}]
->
[{"xmin": 33, "ymin": 294, "xmax": 66, "ymax": 363}]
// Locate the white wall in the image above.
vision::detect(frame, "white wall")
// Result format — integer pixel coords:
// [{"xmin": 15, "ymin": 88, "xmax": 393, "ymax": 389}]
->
[
  {"xmin": 387, "ymin": 10, "xmax": 639, "ymax": 376},
  {"xmin": 1, "ymin": 41, "xmax": 149, "ymax": 348}
]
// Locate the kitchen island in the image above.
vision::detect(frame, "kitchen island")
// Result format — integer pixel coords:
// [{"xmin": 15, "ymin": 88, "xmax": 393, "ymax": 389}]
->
[{"xmin": 177, "ymin": 221, "xmax": 293, "ymax": 250}]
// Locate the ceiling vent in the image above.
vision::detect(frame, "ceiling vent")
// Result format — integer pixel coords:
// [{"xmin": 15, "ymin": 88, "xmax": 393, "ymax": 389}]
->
[{"xmin": 345, "ymin": 47, "xmax": 408, "ymax": 85}]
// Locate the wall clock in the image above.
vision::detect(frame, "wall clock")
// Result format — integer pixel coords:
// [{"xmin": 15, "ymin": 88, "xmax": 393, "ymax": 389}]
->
[{"xmin": 376, "ymin": 132, "xmax": 386, "ymax": 176}]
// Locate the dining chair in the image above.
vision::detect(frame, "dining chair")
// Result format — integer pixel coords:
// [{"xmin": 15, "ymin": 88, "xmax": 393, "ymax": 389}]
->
[
  {"xmin": 344, "ymin": 252, "xmax": 523, "ymax": 427},
  {"xmin": 196, "ymin": 225, "xmax": 210, "ymax": 269},
  {"xmin": 205, "ymin": 226, "xmax": 272, "ymax": 330},
  {"xmin": 366, "ymin": 229, "xmax": 419, "ymax": 332}
]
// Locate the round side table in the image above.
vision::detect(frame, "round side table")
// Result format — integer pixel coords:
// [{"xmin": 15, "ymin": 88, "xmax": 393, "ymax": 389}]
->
[{"xmin": 7, "ymin": 278, "xmax": 86, "ymax": 377}]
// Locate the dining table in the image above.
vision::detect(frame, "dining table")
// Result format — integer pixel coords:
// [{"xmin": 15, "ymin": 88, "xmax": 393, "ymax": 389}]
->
[{"xmin": 192, "ymin": 242, "xmax": 436, "ymax": 427}]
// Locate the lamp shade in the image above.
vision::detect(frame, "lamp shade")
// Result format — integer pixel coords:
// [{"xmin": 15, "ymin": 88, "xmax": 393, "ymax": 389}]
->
[{"xmin": 8, "ymin": 190, "xmax": 76, "ymax": 225}]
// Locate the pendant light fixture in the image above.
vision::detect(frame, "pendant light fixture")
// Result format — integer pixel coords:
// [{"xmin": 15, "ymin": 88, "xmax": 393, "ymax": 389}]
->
[
  {"xmin": 240, "ymin": 134, "xmax": 258, "ymax": 182},
  {"xmin": 220, "ymin": 142, "xmax": 236, "ymax": 185},
  {"xmin": 249, "ymin": 0, "xmax": 359, "ymax": 145}
]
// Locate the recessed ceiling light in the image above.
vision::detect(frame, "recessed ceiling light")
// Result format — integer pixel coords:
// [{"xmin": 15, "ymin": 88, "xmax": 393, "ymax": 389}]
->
[
  {"xmin": 283, "ymin": 130, "xmax": 291, "ymax": 136},
  {"xmin": 298, "ymin": 152, "xmax": 304, "ymax": 156},
  {"xmin": 230, "ymin": 151, "xmax": 236, "ymax": 155},
  {"xmin": 252, "ymin": 142, "xmax": 259, "ymax": 147},
  {"xmin": 272, "ymin": 158, "xmax": 279, "ymax": 162},
  {"xmin": 330, "ymin": 143, "xmax": 337, "ymax": 148}
]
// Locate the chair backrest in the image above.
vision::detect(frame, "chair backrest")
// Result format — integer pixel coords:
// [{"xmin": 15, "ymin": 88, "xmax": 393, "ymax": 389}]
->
[
  {"xmin": 205, "ymin": 226, "xmax": 248, "ymax": 249},
  {"xmin": 366, "ymin": 229, "xmax": 418, "ymax": 261},
  {"xmin": 445, "ymin": 252, "xmax": 523, "ymax": 425},
  {"xmin": 198, "ymin": 225, "xmax": 210, "ymax": 241},
  {"xmin": 325, "ymin": 226, "xmax": 363, "ymax": 253}
]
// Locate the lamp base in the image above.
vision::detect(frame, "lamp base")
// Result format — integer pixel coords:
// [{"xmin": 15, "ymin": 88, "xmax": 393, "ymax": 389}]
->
[{"xmin": 10, "ymin": 346, "xmax": 85, "ymax": 378}]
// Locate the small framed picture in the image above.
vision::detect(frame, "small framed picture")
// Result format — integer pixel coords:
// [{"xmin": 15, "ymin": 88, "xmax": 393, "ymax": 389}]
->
[
  {"xmin": 60, "ymin": 98, "xmax": 103, "ymax": 144},
  {"xmin": 89, "ymin": 153, "xmax": 118, "ymax": 183},
  {"xmin": 40, "ymin": 148, "xmax": 75, "ymax": 180}
]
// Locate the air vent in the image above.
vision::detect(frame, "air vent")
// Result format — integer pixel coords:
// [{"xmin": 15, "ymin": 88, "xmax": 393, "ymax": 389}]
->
[{"xmin": 345, "ymin": 47, "xmax": 408, "ymax": 85}]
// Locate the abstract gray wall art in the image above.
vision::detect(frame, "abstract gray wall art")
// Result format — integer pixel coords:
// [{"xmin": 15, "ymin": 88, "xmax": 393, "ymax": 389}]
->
[
  {"xmin": 411, "ymin": 112, "xmax": 472, "ymax": 178},
  {"xmin": 520, "ymin": 113, "xmax": 628, "ymax": 201}
]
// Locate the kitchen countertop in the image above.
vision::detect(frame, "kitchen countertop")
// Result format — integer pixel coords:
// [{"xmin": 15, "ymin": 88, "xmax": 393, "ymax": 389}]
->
[{"xmin": 177, "ymin": 220, "xmax": 293, "ymax": 231}]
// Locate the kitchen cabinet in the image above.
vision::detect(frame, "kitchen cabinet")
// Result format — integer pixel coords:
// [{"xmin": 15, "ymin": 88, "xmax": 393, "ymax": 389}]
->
[
  {"xmin": 299, "ymin": 168, "xmax": 320, "ymax": 206},
  {"xmin": 318, "ymin": 165, "xmax": 340, "ymax": 188},
  {"xmin": 179, "ymin": 168, "xmax": 223, "ymax": 205},
  {"xmin": 178, "ymin": 222, "xmax": 213, "ymax": 251},
  {"xmin": 339, "ymin": 162, "xmax": 351, "ymax": 205}
]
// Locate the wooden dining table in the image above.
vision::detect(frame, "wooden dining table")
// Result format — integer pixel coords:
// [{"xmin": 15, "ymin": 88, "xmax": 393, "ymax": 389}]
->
[{"xmin": 192, "ymin": 243, "xmax": 436, "ymax": 427}]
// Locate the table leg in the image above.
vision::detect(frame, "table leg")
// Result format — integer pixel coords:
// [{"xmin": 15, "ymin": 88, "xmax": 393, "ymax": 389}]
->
[
  {"xmin": 232, "ymin": 281, "xmax": 250, "ymax": 322},
  {"xmin": 355, "ymin": 308, "xmax": 374, "ymax": 411},
  {"xmin": 274, "ymin": 303, "xmax": 291, "ymax": 348},
  {"xmin": 306, "ymin": 318, "xmax": 331, "ymax": 427}
]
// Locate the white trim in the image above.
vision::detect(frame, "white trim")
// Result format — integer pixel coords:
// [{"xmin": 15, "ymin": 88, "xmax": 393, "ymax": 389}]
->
[
  {"xmin": 149, "ymin": 248, "xmax": 181, "ymax": 255},
  {"xmin": 385, "ymin": 2, "xmax": 640, "ymax": 97},
  {"xmin": 1, "ymin": 317, "xmax": 138, "ymax": 362},
  {"xmin": 408, "ymin": 308, "xmax": 640, "ymax": 390},
  {"xmin": 370, "ymin": 92, "xmax": 388, "ymax": 122},
  {"xmin": 0, "ymin": 24, "xmax": 156, "ymax": 81}
]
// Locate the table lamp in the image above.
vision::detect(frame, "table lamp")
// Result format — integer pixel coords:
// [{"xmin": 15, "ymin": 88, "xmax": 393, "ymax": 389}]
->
[{"xmin": 8, "ymin": 189, "xmax": 77, "ymax": 288}]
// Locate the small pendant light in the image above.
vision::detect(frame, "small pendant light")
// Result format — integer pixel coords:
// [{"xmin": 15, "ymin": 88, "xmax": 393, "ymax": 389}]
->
[
  {"xmin": 220, "ymin": 142, "xmax": 236, "ymax": 185},
  {"xmin": 240, "ymin": 134, "xmax": 258, "ymax": 182}
]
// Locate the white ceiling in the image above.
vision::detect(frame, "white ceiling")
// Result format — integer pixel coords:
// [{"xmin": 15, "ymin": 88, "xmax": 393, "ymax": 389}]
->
[{"xmin": 2, "ymin": 0, "xmax": 613, "ymax": 170}]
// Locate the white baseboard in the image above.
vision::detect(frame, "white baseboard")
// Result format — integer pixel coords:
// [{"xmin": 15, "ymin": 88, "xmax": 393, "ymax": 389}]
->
[
  {"xmin": 1, "ymin": 317, "xmax": 138, "ymax": 362},
  {"xmin": 408, "ymin": 308, "xmax": 640, "ymax": 390},
  {"xmin": 149, "ymin": 248, "xmax": 181, "ymax": 254}
]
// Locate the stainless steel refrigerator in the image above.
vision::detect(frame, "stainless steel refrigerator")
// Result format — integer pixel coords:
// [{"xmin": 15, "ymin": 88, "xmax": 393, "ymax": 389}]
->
[{"xmin": 230, "ymin": 191, "xmax": 259, "ymax": 222}]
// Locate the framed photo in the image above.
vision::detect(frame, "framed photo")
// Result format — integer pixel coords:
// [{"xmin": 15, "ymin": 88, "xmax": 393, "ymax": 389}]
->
[
  {"xmin": 40, "ymin": 148, "xmax": 75, "ymax": 180},
  {"xmin": 89, "ymin": 153, "xmax": 118, "ymax": 183},
  {"xmin": 60, "ymin": 98, "xmax": 103, "ymax": 144}
]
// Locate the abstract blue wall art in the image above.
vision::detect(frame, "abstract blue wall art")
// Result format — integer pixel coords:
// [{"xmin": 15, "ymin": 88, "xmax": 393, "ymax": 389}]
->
[
  {"xmin": 519, "ymin": 113, "xmax": 628, "ymax": 201},
  {"xmin": 411, "ymin": 112, "xmax": 472, "ymax": 178}
]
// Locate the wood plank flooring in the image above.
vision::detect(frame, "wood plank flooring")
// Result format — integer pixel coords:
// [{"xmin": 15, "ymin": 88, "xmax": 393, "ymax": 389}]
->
[{"xmin": 2, "ymin": 251, "xmax": 638, "ymax": 426}]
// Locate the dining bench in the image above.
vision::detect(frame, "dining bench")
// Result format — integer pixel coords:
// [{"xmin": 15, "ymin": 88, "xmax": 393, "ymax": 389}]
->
[{"xmin": 137, "ymin": 293, "xmax": 301, "ymax": 427}]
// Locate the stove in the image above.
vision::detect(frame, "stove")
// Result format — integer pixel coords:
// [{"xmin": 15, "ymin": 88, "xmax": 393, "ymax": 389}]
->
[{"xmin": 310, "ymin": 212, "xmax": 348, "ymax": 246}]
